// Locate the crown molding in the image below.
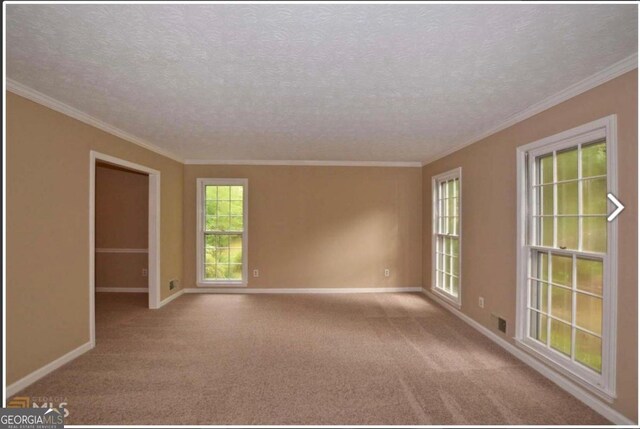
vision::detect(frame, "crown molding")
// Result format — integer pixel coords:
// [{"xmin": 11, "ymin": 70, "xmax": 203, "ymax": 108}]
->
[
  {"xmin": 6, "ymin": 79, "xmax": 184, "ymax": 163},
  {"xmin": 421, "ymin": 53, "xmax": 638, "ymax": 167},
  {"xmin": 184, "ymin": 159, "xmax": 422, "ymax": 167}
]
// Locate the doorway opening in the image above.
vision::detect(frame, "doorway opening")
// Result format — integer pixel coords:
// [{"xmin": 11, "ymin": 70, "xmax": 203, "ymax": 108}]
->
[{"xmin": 89, "ymin": 151, "xmax": 161, "ymax": 344}]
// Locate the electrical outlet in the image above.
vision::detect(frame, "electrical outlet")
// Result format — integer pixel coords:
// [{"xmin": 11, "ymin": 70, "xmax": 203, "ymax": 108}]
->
[
  {"xmin": 142, "ymin": 268, "xmax": 148, "ymax": 277},
  {"xmin": 384, "ymin": 268, "xmax": 390, "ymax": 277},
  {"xmin": 478, "ymin": 297, "xmax": 484, "ymax": 308},
  {"xmin": 253, "ymin": 269, "xmax": 259, "ymax": 278}
]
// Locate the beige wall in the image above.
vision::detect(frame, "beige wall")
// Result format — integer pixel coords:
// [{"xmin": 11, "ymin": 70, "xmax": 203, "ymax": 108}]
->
[
  {"xmin": 95, "ymin": 163, "xmax": 149, "ymax": 289},
  {"xmin": 183, "ymin": 165, "xmax": 422, "ymax": 289},
  {"xmin": 6, "ymin": 92, "xmax": 184, "ymax": 385},
  {"xmin": 421, "ymin": 70, "xmax": 638, "ymax": 420}
]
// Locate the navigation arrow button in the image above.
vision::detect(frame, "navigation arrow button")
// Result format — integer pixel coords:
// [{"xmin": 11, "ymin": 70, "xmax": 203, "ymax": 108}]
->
[{"xmin": 607, "ymin": 193, "xmax": 624, "ymax": 222}]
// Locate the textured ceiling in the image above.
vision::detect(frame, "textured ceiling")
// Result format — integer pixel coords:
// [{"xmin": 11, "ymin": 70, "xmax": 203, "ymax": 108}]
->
[{"xmin": 6, "ymin": 4, "xmax": 638, "ymax": 162}]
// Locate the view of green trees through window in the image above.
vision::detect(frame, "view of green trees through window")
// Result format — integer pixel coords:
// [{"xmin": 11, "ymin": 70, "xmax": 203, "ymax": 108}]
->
[
  {"xmin": 529, "ymin": 141, "xmax": 606, "ymax": 373},
  {"xmin": 203, "ymin": 185, "xmax": 244, "ymax": 280},
  {"xmin": 434, "ymin": 175, "xmax": 460, "ymax": 299}
]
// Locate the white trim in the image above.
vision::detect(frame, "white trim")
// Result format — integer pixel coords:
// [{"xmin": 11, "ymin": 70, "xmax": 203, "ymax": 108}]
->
[
  {"xmin": 96, "ymin": 287, "xmax": 148, "ymax": 293},
  {"xmin": 90, "ymin": 151, "xmax": 162, "ymax": 322},
  {"xmin": 421, "ymin": 53, "xmax": 637, "ymax": 166},
  {"xmin": 515, "ymin": 115, "xmax": 618, "ymax": 401},
  {"xmin": 422, "ymin": 289, "xmax": 634, "ymax": 426},
  {"xmin": 95, "ymin": 248, "xmax": 148, "ymax": 254},
  {"xmin": 158, "ymin": 289, "xmax": 185, "ymax": 308},
  {"xmin": 184, "ymin": 159, "xmax": 422, "ymax": 167},
  {"xmin": 6, "ymin": 341, "xmax": 94, "ymax": 398},
  {"xmin": 431, "ymin": 167, "xmax": 463, "ymax": 308},
  {"xmin": 196, "ymin": 178, "xmax": 249, "ymax": 287},
  {"xmin": 184, "ymin": 287, "xmax": 422, "ymax": 294},
  {"xmin": 7, "ymin": 79, "xmax": 183, "ymax": 163}
]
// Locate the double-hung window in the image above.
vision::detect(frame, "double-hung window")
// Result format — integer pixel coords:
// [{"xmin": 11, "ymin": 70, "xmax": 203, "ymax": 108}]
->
[
  {"xmin": 516, "ymin": 116, "xmax": 617, "ymax": 399},
  {"xmin": 197, "ymin": 178, "xmax": 248, "ymax": 286},
  {"xmin": 432, "ymin": 168, "xmax": 462, "ymax": 307}
]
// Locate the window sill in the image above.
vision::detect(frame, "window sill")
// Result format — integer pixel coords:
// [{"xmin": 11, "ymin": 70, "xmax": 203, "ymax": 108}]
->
[
  {"xmin": 196, "ymin": 281, "xmax": 247, "ymax": 288},
  {"xmin": 514, "ymin": 338, "xmax": 615, "ymax": 403},
  {"xmin": 430, "ymin": 287, "xmax": 462, "ymax": 309}
]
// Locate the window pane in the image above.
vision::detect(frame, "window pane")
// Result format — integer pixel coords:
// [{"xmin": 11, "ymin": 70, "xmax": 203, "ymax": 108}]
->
[
  {"xmin": 217, "ymin": 235, "xmax": 230, "ymax": 247},
  {"xmin": 447, "ymin": 180, "xmax": 455, "ymax": 199},
  {"xmin": 230, "ymin": 185, "xmax": 243, "ymax": 200},
  {"xmin": 205, "ymin": 248, "xmax": 216, "ymax": 264},
  {"xmin": 229, "ymin": 235, "xmax": 243, "ymax": 248},
  {"xmin": 216, "ymin": 264, "xmax": 230, "ymax": 279},
  {"xmin": 219, "ymin": 247, "xmax": 232, "ymax": 263},
  {"xmin": 550, "ymin": 319, "xmax": 572, "ymax": 356},
  {"xmin": 539, "ymin": 185, "xmax": 553, "ymax": 215},
  {"xmin": 557, "ymin": 217, "xmax": 578, "ymax": 250},
  {"xmin": 551, "ymin": 254, "xmax": 572, "ymax": 286},
  {"xmin": 550, "ymin": 285, "xmax": 572, "ymax": 323},
  {"xmin": 539, "ymin": 155, "xmax": 553, "ymax": 184},
  {"xmin": 575, "ymin": 330, "xmax": 602, "ymax": 373},
  {"xmin": 205, "ymin": 201, "xmax": 218, "ymax": 216},
  {"xmin": 230, "ymin": 200, "xmax": 243, "ymax": 216},
  {"xmin": 204, "ymin": 264, "xmax": 216, "ymax": 279},
  {"xmin": 538, "ymin": 252, "xmax": 549, "ymax": 281},
  {"xmin": 530, "ymin": 281, "xmax": 548, "ymax": 313},
  {"xmin": 557, "ymin": 182, "xmax": 578, "ymax": 215},
  {"xmin": 205, "ymin": 186, "xmax": 217, "ymax": 200},
  {"xmin": 451, "ymin": 275, "xmax": 459, "ymax": 297},
  {"xmin": 451, "ymin": 256, "xmax": 458, "ymax": 276},
  {"xmin": 583, "ymin": 178, "xmax": 607, "ymax": 215},
  {"xmin": 581, "ymin": 141, "xmax": 606, "ymax": 178},
  {"xmin": 230, "ymin": 216, "xmax": 243, "ymax": 230},
  {"xmin": 540, "ymin": 218, "xmax": 553, "ymax": 247},
  {"xmin": 557, "ymin": 148, "xmax": 578, "ymax": 181},
  {"xmin": 582, "ymin": 217, "xmax": 606, "ymax": 253},
  {"xmin": 218, "ymin": 186, "xmax": 230, "ymax": 200},
  {"xmin": 205, "ymin": 235, "xmax": 216, "ymax": 247},
  {"xmin": 205, "ymin": 216, "xmax": 218, "ymax": 231},
  {"xmin": 448, "ymin": 196, "xmax": 455, "ymax": 219},
  {"xmin": 217, "ymin": 216, "xmax": 230, "ymax": 231},
  {"xmin": 229, "ymin": 264, "xmax": 243, "ymax": 280},
  {"xmin": 230, "ymin": 247, "xmax": 243, "ymax": 264},
  {"xmin": 449, "ymin": 216, "xmax": 458, "ymax": 236},
  {"xmin": 576, "ymin": 293, "xmax": 602, "ymax": 335},
  {"xmin": 217, "ymin": 200, "xmax": 230, "ymax": 216},
  {"xmin": 451, "ymin": 238, "xmax": 459, "ymax": 257},
  {"xmin": 576, "ymin": 258, "xmax": 603, "ymax": 296},
  {"xmin": 529, "ymin": 310, "xmax": 548, "ymax": 344}
]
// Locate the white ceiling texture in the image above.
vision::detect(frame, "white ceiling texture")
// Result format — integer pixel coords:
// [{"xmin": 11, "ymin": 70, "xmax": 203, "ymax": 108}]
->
[{"xmin": 6, "ymin": 4, "xmax": 638, "ymax": 164}]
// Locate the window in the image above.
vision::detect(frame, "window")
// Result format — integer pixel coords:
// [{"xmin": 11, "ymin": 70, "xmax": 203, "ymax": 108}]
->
[
  {"xmin": 516, "ymin": 116, "xmax": 617, "ymax": 400},
  {"xmin": 196, "ymin": 179, "xmax": 248, "ymax": 286},
  {"xmin": 432, "ymin": 168, "xmax": 462, "ymax": 307}
]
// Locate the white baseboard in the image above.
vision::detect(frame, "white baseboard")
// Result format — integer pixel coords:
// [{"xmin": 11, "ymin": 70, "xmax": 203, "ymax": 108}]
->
[
  {"xmin": 421, "ymin": 289, "xmax": 635, "ymax": 425},
  {"xmin": 183, "ymin": 287, "xmax": 422, "ymax": 294},
  {"xmin": 158, "ymin": 289, "xmax": 184, "ymax": 308},
  {"xmin": 96, "ymin": 287, "xmax": 148, "ymax": 293},
  {"xmin": 5, "ymin": 341, "xmax": 94, "ymax": 399}
]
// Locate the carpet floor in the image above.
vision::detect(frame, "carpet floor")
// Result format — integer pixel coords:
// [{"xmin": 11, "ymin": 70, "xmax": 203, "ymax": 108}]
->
[{"xmin": 11, "ymin": 292, "xmax": 608, "ymax": 425}]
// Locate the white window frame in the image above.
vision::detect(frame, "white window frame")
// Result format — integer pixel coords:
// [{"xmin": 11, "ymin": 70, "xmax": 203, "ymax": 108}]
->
[
  {"xmin": 431, "ymin": 167, "xmax": 462, "ymax": 308},
  {"xmin": 196, "ymin": 178, "xmax": 249, "ymax": 287},
  {"xmin": 516, "ymin": 115, "xmax": 618, "ymax": 401}
]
